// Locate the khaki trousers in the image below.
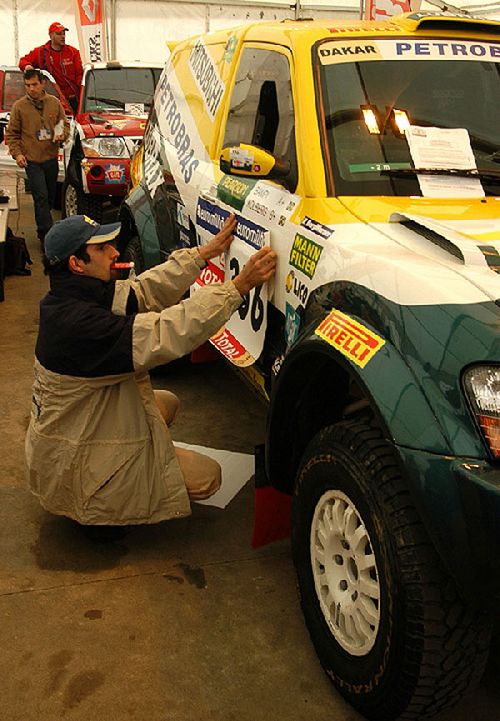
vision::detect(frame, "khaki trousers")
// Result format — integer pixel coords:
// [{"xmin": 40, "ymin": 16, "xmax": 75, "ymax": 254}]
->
[{"xmin": 154, "ymin": 389, "xmax": 221, "ymax": 500}]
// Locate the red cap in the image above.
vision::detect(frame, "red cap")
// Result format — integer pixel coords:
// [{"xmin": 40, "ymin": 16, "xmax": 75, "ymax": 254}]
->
[{"xmin": 49, "ymin": 22, "xmax": 68, "ymax": 34}]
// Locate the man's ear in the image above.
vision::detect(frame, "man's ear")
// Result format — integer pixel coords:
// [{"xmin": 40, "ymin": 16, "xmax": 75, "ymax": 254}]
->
[{"xmin": 68, "ymin": 255, "xmax": 85, "ymax": 274}]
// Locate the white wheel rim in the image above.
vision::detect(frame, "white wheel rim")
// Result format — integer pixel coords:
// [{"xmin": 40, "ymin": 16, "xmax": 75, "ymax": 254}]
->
[
  {"xmin": 310, "ymin": 489, "xmax": 381, "ymax": 656},
  {"xmin": 64, "ymin": 184, "xmax": 78, "ymax": 217}
]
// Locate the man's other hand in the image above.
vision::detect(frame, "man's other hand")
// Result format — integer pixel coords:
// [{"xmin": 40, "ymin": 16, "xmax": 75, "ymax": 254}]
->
[
  {"xmin": 232, "ymin": 246, "xmax": 277, "ymax": 297},
  {"xmin": 198, "ymin": 214, "xmax": 236, "ymax": 261},
  {"xmin": 15, "ymin": 154, "xmax": 27, "ymax": 168}
]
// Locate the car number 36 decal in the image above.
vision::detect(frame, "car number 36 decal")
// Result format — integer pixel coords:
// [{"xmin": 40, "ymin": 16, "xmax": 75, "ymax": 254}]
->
[
  {"xmin": 229, "ymin": 257, "xmax": 265, "ymax": 331},
  {"xmin": 194, "ymin": 197, "xmax": 269, "ymax": 366}
]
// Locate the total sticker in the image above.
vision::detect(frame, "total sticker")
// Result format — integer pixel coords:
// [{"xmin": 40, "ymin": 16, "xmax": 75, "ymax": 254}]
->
[{"xmin": 315, "ymin": 309, "xmax": 385, "ymax": 368}]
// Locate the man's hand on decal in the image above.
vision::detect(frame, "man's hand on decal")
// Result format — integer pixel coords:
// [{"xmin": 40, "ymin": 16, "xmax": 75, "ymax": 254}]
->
[
  {"xmin": 198, "ymin": 214, "xmax": 236, "ymax": 261},
  {"xmin": 232, "ymin": 246, "xmax": 277, "ymax": 297}
]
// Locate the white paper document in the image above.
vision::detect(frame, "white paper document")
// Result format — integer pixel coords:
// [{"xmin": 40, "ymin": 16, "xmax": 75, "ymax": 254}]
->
[
  {"xmin": 406, "ymin": 126, "xmax": 484, "ymax": 198},
  {"xmin": 174, "ymin": 442, "xmax": 254, "ymax": 508}
]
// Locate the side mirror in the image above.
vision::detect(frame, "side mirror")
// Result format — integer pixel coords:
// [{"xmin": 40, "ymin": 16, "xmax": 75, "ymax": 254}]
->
[{"xmin": 220, "ymin": 143, "xmax": 290, "ymax": 180}]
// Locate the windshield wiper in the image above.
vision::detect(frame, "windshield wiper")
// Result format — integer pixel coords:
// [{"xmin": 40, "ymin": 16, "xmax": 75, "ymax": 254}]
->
[
  {"xmin": 380, "ymin": 167, "xmax": 500, "ymax": 181},
  {"xmin": 88, "ymin": 96, "xmax": 125, "ymax": 110}
]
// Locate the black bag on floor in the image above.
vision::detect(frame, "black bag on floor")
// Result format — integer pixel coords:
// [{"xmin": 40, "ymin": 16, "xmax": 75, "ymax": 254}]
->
[{"xmin": 4, "ymin": 228, "xmax": 32, "ymax": 276}]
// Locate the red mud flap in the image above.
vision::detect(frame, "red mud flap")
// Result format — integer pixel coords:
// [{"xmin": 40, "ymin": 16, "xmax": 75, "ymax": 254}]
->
[
  {"xmin": 190, "ymin": 341, "xmax": 219, "ymax": 364},
  {"xmin": 251, "ymin": 445, "xmax": 292, "ymax": 549}
]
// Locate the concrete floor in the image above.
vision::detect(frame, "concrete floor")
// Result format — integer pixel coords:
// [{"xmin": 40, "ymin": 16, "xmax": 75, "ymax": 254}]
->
[{"xmin": 0, "ymin": 191, "xmax": 499, "ymax": 721}]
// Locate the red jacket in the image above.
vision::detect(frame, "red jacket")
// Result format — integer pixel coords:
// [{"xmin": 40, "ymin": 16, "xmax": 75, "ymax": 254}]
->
[{"xmin": 19, "ymin": 42, "xmax": 83, "ymax": 103}]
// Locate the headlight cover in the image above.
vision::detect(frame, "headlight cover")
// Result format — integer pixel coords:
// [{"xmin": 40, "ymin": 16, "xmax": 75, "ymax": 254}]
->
[
  {"xmin": 81, "ymin": 137, "xmax": 127, "ymax": 158},
  {"xmin": 463, "ymin": 365, "xmax": 500, "ymax": 458}
]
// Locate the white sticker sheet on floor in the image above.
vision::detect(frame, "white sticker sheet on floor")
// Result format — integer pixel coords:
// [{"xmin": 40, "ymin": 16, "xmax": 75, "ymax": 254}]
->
[{"xmin": 174, "ymin": 442, "xmax": 254, "ymax": 508}]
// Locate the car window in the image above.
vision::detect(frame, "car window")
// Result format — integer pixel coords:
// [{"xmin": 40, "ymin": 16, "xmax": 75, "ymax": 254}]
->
[
  {"xmin": 222, "ymin": 47, "xmax": 297, "ymax": 191},
  {"xmin": 84, "ymin": 68, "xmax": 159, "ymax": 113},
  {"xmin": 2, "ymin": 71, "xmax": 25, "ymax": 111},
  {"xmin": 319, "ymin": 56, "xmax": 500, "ymax": 196}
]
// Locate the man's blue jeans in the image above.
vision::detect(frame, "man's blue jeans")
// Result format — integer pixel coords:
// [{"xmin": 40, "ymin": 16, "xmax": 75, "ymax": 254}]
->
[{"xmin": 25, "ymin": 158, "xmax": 58, "ymax": 240}]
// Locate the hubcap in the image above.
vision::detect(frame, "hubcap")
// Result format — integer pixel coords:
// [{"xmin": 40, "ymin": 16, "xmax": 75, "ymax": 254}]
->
[
  {"xmin": 310, "ymin": 490, "xmax": 380, "ymax": 656},
  {"xmin": 64, "ymin": 184, "xmax": 78, "ymax": 217}
]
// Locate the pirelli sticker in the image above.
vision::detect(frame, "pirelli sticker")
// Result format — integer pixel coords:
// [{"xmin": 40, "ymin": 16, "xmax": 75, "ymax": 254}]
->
[{"xmin": 315, "ymin": 309, "xmax": 385, "ymax": 368}]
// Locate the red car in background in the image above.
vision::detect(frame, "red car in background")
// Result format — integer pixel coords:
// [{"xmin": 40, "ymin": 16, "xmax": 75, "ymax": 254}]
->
[{"xmin": 62, "ymin": 61, "xmax": 162, "ymax": 222}]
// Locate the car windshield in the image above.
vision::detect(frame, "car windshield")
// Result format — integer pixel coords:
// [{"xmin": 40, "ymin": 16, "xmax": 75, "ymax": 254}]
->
[
  {"xmin": 318, "ymin": 47, "xmax": 500, "ymax": 196},
  {"xmin": 83, "ymin": 67, "xmax": 161, "ymax": 114}
]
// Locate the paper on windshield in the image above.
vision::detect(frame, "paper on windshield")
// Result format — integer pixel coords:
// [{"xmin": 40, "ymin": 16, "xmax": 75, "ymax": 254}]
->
[
  {"xmin": 406, "ymin": 126, "xmax": 484, "ymax": 198},
  {"xmin": 125, "ymin": 102, "xmax": 145, "ymax": 116}
]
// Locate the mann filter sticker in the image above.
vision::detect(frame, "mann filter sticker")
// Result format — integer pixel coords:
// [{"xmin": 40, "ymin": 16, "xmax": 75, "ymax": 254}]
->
[
  {"xmin": 300, "ymin": 216, "xmax": 334, "ymax": 240},
  {"xmin": 217, "ymin": 175, "xmax": 255, "ymax": 211},
  {"xmin": 189, "ymin": 39, "xmax": 225, "ymax": 120},
  {"xmin": 289, "ymin": 234, "xmax": 323, "ymax": 279},
  {"xmin": 315, "ymin": 309, "xmax": 385, "ymax": 368},
  {"xmin": 104, "ymin": 163, "xmax": 125, "ymax": 184},
  {"xmin": 318, "ymin": 39, "xmax": 500, "ymax": 65}
]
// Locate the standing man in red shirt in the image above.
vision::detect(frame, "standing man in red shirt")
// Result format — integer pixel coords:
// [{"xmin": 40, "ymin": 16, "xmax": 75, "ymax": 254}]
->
[{"xmin": 19, "ymin": 22, "xmax": 83, "ymax": 114}]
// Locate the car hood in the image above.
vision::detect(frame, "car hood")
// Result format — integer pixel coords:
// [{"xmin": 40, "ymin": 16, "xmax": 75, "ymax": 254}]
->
[
  {"xmin": 337, "ymin": 196, "xmax": 500, "ymax": 305},
  {"xmin": 77, "ymin": 111, "xmax": 147, "ymax": 138}
]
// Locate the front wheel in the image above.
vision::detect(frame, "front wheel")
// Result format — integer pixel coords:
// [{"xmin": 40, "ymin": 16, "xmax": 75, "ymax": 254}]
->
[
  {"xmin": 121, "ymin": 235, "xmax": 144, "ymax": 274},
  {"xmin": 292, "ymin": 419, "xmax": 491, "ymax": 721},
  {"xmin": 62, "ymin": 179, "xmax": 103, "ymax": 223}
]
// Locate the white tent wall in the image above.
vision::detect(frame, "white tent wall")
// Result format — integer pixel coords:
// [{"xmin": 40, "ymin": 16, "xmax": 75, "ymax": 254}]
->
[
  {"xmin": 0, "ymin": 0, "xmax": 17, "ymax": 66},
  {"xmin": 1, "ymin": 0, "xmax": 360, "ymax": 66},
  {"xmin": 1, "ymin": 0, "xmax": 79, "ymax": 66},
  {"xmin": 113, "ymin": 1, "xmax": 359, "ymax": 61},
  {"xmin": 0, "ymin": 0, "xmax": 498, "ymax": 66}
]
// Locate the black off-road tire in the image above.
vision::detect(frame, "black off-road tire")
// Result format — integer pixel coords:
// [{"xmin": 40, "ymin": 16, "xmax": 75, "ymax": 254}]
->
[
  {"xmin": 62, "ymin": 179, "xmax": 103, "ymax": 224},
  {"xmin": 121, "ymin": 235, "xmax": 144, "ymax": 274},
  {"xmin": 292, "ymin": 419, "xmax": 491, "ymax": 721}
]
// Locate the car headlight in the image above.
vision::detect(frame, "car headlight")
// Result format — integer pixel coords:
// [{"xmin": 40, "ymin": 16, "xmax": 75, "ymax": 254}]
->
[
  {"xmin": 463, "ymin": 365, "xmax": 500, "ymax": 458},
  {"xmin": 81, "ymin": 137, "xmax": 127, "ymax": 158}
]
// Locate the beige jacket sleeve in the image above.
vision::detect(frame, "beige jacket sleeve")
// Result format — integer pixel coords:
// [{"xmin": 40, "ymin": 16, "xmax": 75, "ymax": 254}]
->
[
  {"xmin": 132, "ymin": 247, "xmax": 205, "ymax": 311},
  {"xmin": 132, "ymin": 280, "xmax": 242, "ymax": 372}
]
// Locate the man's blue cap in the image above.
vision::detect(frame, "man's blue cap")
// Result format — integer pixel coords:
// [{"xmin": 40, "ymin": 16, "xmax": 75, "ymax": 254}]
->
[{"xmin": 44, "ymin": 215, "xmax": 121, "ymax": 264}]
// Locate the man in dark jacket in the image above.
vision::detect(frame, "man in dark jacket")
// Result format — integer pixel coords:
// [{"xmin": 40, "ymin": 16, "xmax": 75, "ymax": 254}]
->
[
  {"xmin": 26, "ymin": 214, "xmax": 277, "ymax": 526},
  {"xmin": 19, "ymin": 22, "xmax": 83, "ymax": 113},
  {"xmin": 6, "ymin": 69, "xmax": 69, "ymax": 245}
]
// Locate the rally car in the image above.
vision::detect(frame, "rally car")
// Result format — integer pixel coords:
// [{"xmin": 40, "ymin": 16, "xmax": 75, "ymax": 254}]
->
[
  {"xmin": 119, "ymin": 13, "xmax": 500, "ymax": 721},
  {"xmin": 62, "ymin": 61, "xmax": 162, "ymax": 222}
]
